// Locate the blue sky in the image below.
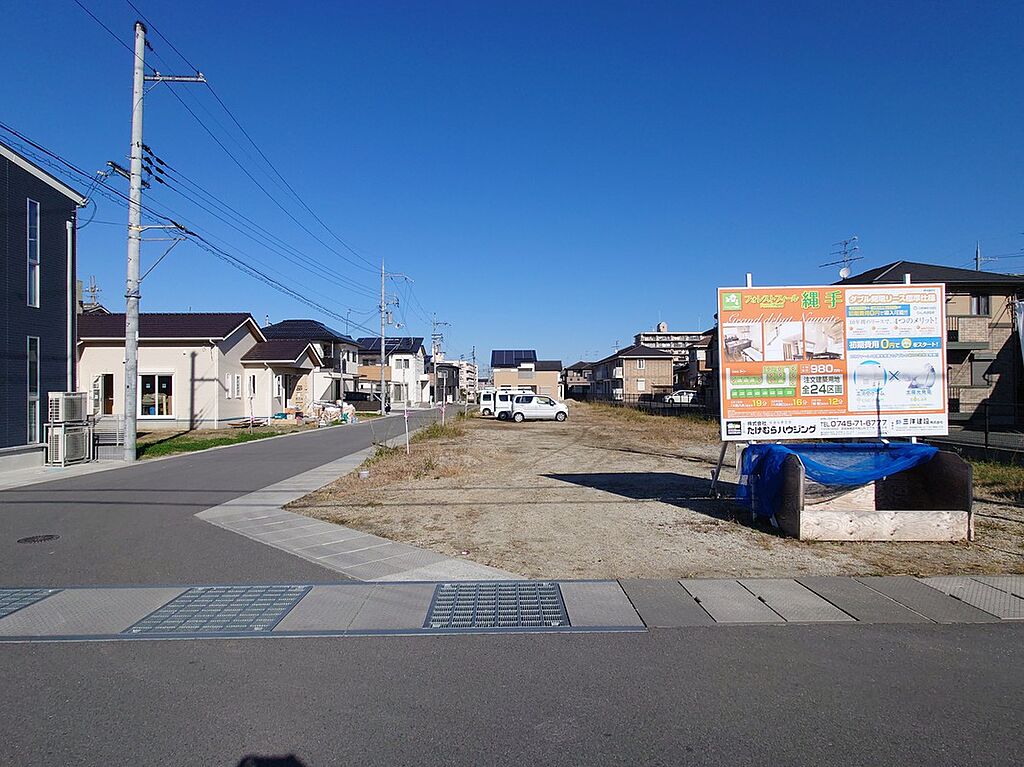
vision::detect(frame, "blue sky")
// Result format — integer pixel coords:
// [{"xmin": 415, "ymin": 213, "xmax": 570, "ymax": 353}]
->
[{"xmin": 4, "ymin": 1, "xmax": 1023, "ymax": 366}]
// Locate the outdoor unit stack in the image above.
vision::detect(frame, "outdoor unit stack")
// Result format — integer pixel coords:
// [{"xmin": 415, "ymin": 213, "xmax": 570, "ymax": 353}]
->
[{"xmin": 46, "ymin": 392, "xmax": 92, "ymax": 467}]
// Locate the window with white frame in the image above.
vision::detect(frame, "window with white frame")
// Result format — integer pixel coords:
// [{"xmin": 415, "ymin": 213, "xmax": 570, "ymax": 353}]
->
[
  {"xmin": 274, "ymin": 374, "xmax": 284, "ymax": 398},
  {"xmin": 27, "ymin": 199, "xmax": 40, "ymax": 307},
  {"xmin": 636, "ymin": 359, "xmax": 646, "ymax": 370},
  {"xmin": 139, "ymin": 374, "xmax": 173, "ymax": 417},
  {"xmin": 248, "ymin": 374, "xmax": 257, "ymax": 397},
  {"xmin": 232, "ymin": 374, "xmax": 242, "ymax": 399},
  {"xmin": 27, "ymin": 337, "xmax": 40, "ymax": 442},
  {"xmin": 225, "ymin": 373, "xmax": 233, "ymax": 398},
  {"xmin": 637, "ymin": 378, "xmax": 646, "ymax": 392}
]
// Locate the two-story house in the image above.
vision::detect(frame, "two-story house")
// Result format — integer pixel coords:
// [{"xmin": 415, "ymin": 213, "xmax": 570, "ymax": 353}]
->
[
  {"xmin": 263, "ymin": 319, "xmax": 360, "ymax": 403},
  {"xmin": 1, "ymin": 139, "xmax": 86, "ymax": 469},
  {"xmin": 591, "ymin": 344, "xmax": 674, "ymax": 400},
  {"xmin": 356, "ymin": 337, "xmax": 428, "ymax": 406},
  {"xmin": 491, "ymin": 350, "xmax": 563, "ymax": 398},
  {"xmin": 563, "ymin": 361, "xmax": 594, "ymax": 399},
  {"xmin": 839, "ymin": 260, "xmax": 1024, "ymax": 427}
]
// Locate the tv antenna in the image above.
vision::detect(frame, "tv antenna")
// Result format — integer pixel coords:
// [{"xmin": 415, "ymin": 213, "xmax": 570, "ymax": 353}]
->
[{"xmin": 820, "ymin": 235, "xmax": 861, "ymax": 279}]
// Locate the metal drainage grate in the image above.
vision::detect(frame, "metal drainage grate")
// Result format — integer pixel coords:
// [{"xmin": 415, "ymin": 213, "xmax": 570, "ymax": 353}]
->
[
  {"xmin": 17, "ymin": 535, "xmax": 60, "ymax": 544},
  {"xmin": 424, "ymin": 582, "xmax": 570, "ymax": 630},
  {"xmin": 124, "ymin": 585, "xmax": 311, "ymax": 636},
  {"xmin": 0, "ymin": 588, "xmax": 61, "ymax": 620}
]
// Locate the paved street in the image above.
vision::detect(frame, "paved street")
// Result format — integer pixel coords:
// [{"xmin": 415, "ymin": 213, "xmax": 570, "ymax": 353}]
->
[
  {"xmin": 2, "ymin": 409, "xmax": 1023, "ymax": 766},
  {"xmin": 1, "ymin": 623, "xmax": 1021, "ymax": 766},
  {"xmin": 0, "ymin": 411, "xmax": 438, "ymax": 586}
]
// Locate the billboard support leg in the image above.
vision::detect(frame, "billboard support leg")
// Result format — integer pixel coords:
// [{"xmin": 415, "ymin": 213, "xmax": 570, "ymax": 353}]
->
[{"xmin": 710, "ymin": 441, "xmax": 729, "ymax": 499}]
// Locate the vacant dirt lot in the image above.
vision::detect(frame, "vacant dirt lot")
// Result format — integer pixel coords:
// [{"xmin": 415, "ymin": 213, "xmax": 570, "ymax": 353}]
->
[{"xmin": 290, "ymin": 403, "xmax": 1024, "ymax": 578}]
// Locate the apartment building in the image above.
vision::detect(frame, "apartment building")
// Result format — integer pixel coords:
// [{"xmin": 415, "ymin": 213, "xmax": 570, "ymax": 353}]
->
[
  {"xmin": 491, "ymin": 350, "xmax": 563, "ymax": 398},
  {"xmin": 633, "ymin": 322, "xmax": 706, "ymax": 362},
  {"xmin": 839, "ymin": 260, "xmax": 1024, "ymax": 427},
  {"xmin": 591, "ymin": 344, "xmax": 674, "ymax": 400}
]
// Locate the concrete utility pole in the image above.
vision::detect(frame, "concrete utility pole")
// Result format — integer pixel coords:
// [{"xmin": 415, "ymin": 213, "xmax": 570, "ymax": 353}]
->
[
  {"xmin": 378, "ymin": 260, "xmax": 409, "ymax": 414},
  {"xmin": 380, "ymin": 257, "xmax": 386, "ymax": 415},
  {"xmin": 123, "ymin": 21, "xmax": 204, "ymax": 462}
]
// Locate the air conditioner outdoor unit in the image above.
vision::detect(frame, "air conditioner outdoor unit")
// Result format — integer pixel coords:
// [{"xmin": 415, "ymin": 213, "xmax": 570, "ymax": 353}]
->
[
  {"xmin": 48, "ymin": 391, "xmax": 89, "ymax": 424},
  {"xmin": 46, "ymin": 424, "xmax": 92, "ymax": 466}
]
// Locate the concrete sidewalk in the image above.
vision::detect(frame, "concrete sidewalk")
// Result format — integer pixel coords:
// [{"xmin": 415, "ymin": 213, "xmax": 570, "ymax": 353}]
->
[
  {"xmin": 0, "ymin": 575, "xmax": 1020, "ymax": 643},
  {"xmin": 0, "ymin": 409, "xmax": 440, "ymax": 586}
]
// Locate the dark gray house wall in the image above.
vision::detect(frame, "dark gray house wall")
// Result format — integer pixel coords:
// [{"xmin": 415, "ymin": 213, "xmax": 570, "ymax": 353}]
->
[{"xmin": 1, "ymin": 145, "xmax": 83, "ymax": 448}]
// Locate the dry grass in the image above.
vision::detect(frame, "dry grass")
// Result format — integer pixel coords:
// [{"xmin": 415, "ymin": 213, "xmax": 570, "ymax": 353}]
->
[
  {"xmin": 290, "ymin": 401, "xmax": 1024, "ymax": 578},
  {"xmin": 973, "ymin": 461, "xmax": 1024, "ymax": 504},
  {"xmin": 581, "ymin": 401, "xmax": 720, "ymax": 445}
]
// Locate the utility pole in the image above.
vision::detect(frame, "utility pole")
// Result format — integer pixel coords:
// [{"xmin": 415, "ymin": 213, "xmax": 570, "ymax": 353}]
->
[
  {"xmin": 379, "ymin": 257, "xmax": 386, "ymax": 415},
  {"xmin": 377, "ymin": 259, "xmax": 408, "ymax": 414},
  {"xmin": 430, "ymin": 313, "xmax": 450, "ymax": 406},
  {"xmin": 123, "ymin": 21, "xmax": 204, "ymax": 462},
  {"xmin": 974, "ymin": 241, "xmax": 996, "ymax": 271}
]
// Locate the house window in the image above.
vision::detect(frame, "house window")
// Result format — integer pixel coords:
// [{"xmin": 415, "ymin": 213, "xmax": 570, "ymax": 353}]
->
[
  {"xmin": 232, "ymin": 374, "xmax": 242, "ymax": 399},
  {"xmin": 637, "ymin": 378, "xmax": 646, "ymax": 392},
  {"xmin": 970, "ymin": 294, "xmax": 991, "ymax": 316},
  {"xmin": 139, "ymin": 374, "xmax": 173, "ymax": 417},
  {"xmin": 27, "ymin": 337, "xmax": 40, "ymax": 442},
  {"xmin": 91, "ymin": 374, "xmax": 115, "ymax": 415},
  {"xmin": 274, "ymin": 375, "xmax": 284, "ymax": 398},
  {"xmin": 27, "ymin": 199, "xmax": 40, "ymax": 307},
  {"xmin": 225, "ymin": 373, "xmax": 233, "ymax": 398},
  {"xmin": 636, "ymin": 359, "xmax": 646, "ymax": 370},
  {"xmin": 248, "ymin": 374, "xmax": 257, "ymax": 397},
  {"xmin": 971, "ymin": 359, "xmax": 991, "ymax": 387}
]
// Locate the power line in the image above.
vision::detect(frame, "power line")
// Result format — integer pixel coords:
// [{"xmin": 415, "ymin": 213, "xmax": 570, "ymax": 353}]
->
[{"xmin": 120, "ymin": 0, "xmax": 378, "ymax": 274}]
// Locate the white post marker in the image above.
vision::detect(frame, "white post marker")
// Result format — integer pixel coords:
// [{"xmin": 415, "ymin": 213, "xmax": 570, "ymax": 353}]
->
[
  {"xmin": 441, "ymin": 399, "xmax": 447, "ymax": 427},
  {"xmin": 403, "ymin": 407, "xmax": 410, "ymax": 455}
]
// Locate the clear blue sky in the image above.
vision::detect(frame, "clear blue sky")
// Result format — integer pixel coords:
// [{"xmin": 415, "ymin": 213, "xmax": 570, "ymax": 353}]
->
[{"xmin": 4, "ymin": 1, "xmax": 1023, "ymax": 367}]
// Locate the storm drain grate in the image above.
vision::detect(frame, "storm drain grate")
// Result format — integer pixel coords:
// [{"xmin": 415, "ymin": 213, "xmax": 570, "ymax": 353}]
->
[
  {"xmin": 0, "ymin": 588, "xmax": 61, "ymax": 620},
  {"xmin": 424, "ymin": 582, "xmax": 570, "ymax": 630},
  {"xmin": 124, "ymin": 585, "xmax": 311, "ymax": 635}
]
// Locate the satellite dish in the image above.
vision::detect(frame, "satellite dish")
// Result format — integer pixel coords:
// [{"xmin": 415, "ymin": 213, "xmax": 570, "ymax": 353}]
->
[{"xmin": 839, "ymin": 266, "xmax": 851, "ymax": 279}]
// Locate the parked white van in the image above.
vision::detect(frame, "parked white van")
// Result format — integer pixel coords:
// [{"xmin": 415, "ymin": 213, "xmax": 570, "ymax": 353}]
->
[
  {"xmin": 479, "ymin": 387, "xmax": 534, "ymax": 418},
  {"xmin": 511, "ymin": 394, "xmax": 568, "ymax": 422}
]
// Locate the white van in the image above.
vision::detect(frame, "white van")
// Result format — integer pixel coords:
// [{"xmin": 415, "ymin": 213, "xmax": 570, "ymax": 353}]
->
[{"xmin": 479, "ymin": 387, "xmax": 534, "ymax": 418}]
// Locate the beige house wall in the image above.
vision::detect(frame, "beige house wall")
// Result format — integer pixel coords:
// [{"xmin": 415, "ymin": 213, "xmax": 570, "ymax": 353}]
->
[
  {"xmin": 78, "ymin": 341, "xmax": 222, "ymax": 430},
  {"xmin": 493, "ymin": 368, "xmax": 562, "ymax": 397},
  {"xmin": 620, "ymin": 357, "xmax": 673, "ymax": 395}
]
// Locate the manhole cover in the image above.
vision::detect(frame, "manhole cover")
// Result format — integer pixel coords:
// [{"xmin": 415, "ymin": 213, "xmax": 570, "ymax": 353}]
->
[
  {"xmin": 124, "ymin": 584, "xmax": 311, "ymax": 635},
  {"xmin": 424, "ymin": 582, "xmax": 570, "ymax": 630},
  {"xmin": 0, "ymin": 588, "xmax": 62, "ymax": 620},
  {"xmin": 17, "ymin": 535, "xmax": 60, "ymax": 544}
]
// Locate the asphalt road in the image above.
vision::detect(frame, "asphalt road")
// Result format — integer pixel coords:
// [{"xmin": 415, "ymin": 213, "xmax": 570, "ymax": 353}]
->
[
  {"xmin": 0, "ymin": 622, "xmax": 1021, "ymax": 766},
  {"xmin": 0, "ymin": 410, "xmax": 439, "ymax": 586}
]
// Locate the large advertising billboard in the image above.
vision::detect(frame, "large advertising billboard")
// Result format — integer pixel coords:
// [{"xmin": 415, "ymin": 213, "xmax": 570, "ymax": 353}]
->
[{"xmin": 717, "ymin": 284, "xmax": 948, "ymax": 441}]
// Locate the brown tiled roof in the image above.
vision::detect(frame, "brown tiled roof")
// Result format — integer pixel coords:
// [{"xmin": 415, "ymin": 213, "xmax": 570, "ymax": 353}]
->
[
  {"xmin": 594, "ymin": 344, "xmax": 674, "ymax": 366},
  {"xmin": 241, "ymin": 339, "xmax": 321, "ymax": 364},
  {"xmin": 78, "ymin": 312, "xmax": 258, "ymax": 341},
  {"xmin": 837, "ymin": 260, "xmax": 1024, "ymax": 287}
]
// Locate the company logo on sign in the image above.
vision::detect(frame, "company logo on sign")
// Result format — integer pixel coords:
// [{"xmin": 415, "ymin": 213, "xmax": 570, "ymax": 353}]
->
[{"xmin": 721, "ymin": 292, "xmax": 742, "ymax": 311}]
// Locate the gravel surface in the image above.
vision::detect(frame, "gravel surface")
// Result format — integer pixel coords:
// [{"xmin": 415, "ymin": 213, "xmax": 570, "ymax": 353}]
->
[{"xmin": 292, "ymin": 403, "xmax": 1024, "ymax": 578}]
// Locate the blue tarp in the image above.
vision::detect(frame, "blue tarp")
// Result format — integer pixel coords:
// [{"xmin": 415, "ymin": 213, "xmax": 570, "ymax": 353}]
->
[{"xmin": 737, "ymin": 443, "xmax": 939, "ymax": 519}]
